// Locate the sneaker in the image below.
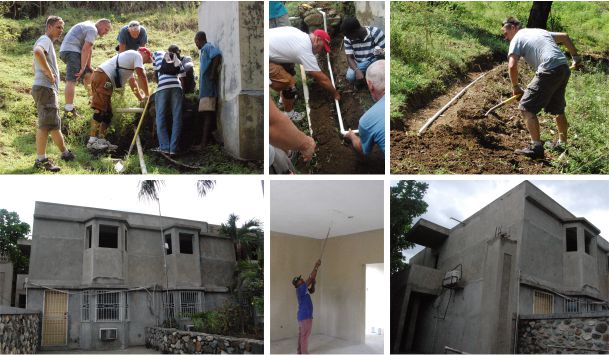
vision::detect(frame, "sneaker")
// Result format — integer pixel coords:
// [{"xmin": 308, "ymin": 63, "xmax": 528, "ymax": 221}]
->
[
  {"xmin": 60, "ymin": 150, "xmax": 75, "ymax": 161},
  {"xmin": 151, "ymin": 147, "xmax": 170, "ymax": 154},
  {"xmin": 545, "ymin": 140, "xmax": 567, "ymax": 153},
  {"xmin": 515, "ymin": 143, "xmax": 544, "ymax": 159},
  {"xmin": 97, "ymin": 138, "xmax": 118, "ymax": 151},
  {"xmin": 34, "ymin": 158, "xmax": 60, "ymax": 172},
  {"xmin": 285, "ymin": 110, "xmax": 304, "ymax": 122},
  {"xmin": 63, "ymin": 108, "xmax": 81, "ymax": 119},
  {"xmin": 87, "ymin": 139, "xmax": 108, "ymax": 151}
]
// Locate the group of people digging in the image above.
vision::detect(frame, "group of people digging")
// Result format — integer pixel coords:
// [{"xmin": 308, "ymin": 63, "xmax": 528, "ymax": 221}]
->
[
  {"xmin": 32, "ymin": 16, "xmax": 221, "ymax": 172},
  {"xmin": 503, "ymin": 16, "xmax": 581, "ymax": 159},
  {"xmin": 268, "ymin": 1, "xmax": 385, "ymax": 174}
]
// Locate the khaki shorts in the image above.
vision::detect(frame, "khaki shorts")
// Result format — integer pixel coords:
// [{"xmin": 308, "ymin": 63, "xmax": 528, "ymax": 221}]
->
[
  {"xmin": 519, "ymin": 64, "xmax": 570, "ymax": 115},
  {"xmin": 198, "ymin": 97, "xmax": 217, "ymax": 112},
  {"xmin": 269, "ymin": 62, "xmax": 296, "ymax": 92},
  {"xmin": 32, "ymin": 86, "xmax": 60, "ymax": 130},
  {"xmin": 90, "ymin": 69, "xmax": 113, "ymax": 114}
]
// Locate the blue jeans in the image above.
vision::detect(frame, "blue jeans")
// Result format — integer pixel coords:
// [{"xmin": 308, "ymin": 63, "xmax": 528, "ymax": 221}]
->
[
  {"xmin": 346, "ymin": 58, "xmax": 376, "ymax": 82},
  {"xmin": 155, "ymin": 87, "xmax": 183, "ymax": 153}
]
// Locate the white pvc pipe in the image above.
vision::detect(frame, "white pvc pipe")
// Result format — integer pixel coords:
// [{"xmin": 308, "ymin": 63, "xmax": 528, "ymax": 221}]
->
[
  {"xmin": 317, "ymin": 9, "xmax": 358, "ymax": 136},
  {"xmin": 299, "ymin": 64, "xmax": 313, "ymax": 136},
  {"xmin": 135, "ymin": 135, "xmax": 147, "ymax": 174},
  {"xmin": 418, "ymin": 71, "xmax": 489, "ymax": 136},
  {"xmin": 116, "ymin": 107, "xmax": 144, "ymax": 113}
]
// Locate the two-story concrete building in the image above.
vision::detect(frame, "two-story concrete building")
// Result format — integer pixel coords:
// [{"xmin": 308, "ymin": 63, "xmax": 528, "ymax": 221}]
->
[
  {"xmin": 24, "ymin": 202, "xmax": 235, "ymax": 351},
  {"xmin": 391, "ymin": 181, "xmax": 609, "ymax": 353}
]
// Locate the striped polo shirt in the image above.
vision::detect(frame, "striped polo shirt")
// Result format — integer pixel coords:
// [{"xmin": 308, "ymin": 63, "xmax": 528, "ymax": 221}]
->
[
  {"xmin": 153, "ymin": 51, "xmax": 185, "ymax": 92},
  {"xmin": 344, "ymin": 26, "xmax": 385, "ymax": 63}
]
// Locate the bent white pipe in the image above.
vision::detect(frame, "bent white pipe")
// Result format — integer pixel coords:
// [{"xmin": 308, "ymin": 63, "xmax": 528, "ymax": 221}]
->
[
  {"xmin": 317, "ymin": 9, "xmax": 358, "ymax": 136},
  {"xmin": 299, "ymin": 64, "xmax": 313, "ymax": 136}
]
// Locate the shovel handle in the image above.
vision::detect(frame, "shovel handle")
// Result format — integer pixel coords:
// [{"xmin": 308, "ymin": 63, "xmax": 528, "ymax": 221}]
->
[{"xmin": 127, "ymin": 95, "xmax": 152, "ymax": 157}]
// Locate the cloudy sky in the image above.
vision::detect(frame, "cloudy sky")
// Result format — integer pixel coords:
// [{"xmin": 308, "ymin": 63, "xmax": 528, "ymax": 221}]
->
[
  {"xmin": 393, "ymin": 179, "xmax": 609, "ymax": 260},
  {"xmin": 0, "ymin": 176, "xmax": 264, "ymax": 235}
]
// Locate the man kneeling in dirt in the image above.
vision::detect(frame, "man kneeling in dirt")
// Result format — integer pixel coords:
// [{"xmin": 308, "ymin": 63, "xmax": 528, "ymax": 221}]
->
[
  {"xmin": 87, "ymin": 47, "xmax": 152, "ymax": 152},
  {"xmin": 269, "ymin": 26, "xmax": 340, "ymax": 121},
  {"xmin": 341, "ymin": 17, "xmax": 385, "ymax": 86},
  {"xmin": 502, "ymin": 16, "xmax": 581, "ymax": 159},
  {"xmin": 344, "ymin": 60, "xmax": 385, "ymax": 155}
]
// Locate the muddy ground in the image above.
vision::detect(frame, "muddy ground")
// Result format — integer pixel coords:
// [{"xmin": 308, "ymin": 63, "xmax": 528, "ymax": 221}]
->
[
  {"xmin": 295, "ymin": 31, "xmax": 385, "ymax": 174},
  {"xmin": 391, "ymin": 62, "xmax": 561, "ymax": 174}
]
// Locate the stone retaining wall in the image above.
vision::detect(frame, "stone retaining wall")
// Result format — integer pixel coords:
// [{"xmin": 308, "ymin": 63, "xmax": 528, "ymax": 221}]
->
[
  {"xmin": 518, "ymin": 313, "xmax": 609, "ymax": 353},
  {"xmin": 0, "ymin": 307, "xmax": 41, "ymax": 354},
  {"xmin": 145, "ymin": 327, "xmax": 264, "ymax": 354}
]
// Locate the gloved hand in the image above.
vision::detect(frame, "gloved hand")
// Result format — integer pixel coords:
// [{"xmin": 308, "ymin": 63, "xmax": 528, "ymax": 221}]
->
[{"xmin": 373, "ymin": 46, "xmax": 385, "ymax": 57}]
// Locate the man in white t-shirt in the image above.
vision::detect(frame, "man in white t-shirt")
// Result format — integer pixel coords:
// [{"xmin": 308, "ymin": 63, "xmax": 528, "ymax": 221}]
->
[
  {"xmin": 87, "ymin": 47, "xmax": 152, "ymax": 151},
  {"xmin": 269, "ymin": 26, "xmax": 340, "ymax": 121}
]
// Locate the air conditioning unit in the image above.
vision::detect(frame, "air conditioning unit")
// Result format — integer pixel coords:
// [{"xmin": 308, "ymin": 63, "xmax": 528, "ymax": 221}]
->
[
  {"xmin": 100, "ymin": 328, "xmax": 118, "ymax": 341},
  {"xmin": 185, "ymin": 324, "xmax": 195, "ymax": 332},
  {"xmin": 443, "ymin": 269, "xmax": 462, "ymax": 288}
]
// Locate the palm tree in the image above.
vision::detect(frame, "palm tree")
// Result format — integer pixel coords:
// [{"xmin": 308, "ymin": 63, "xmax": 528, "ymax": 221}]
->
[
  {"xmin": 138, "ymin": 180, "xmax": 216, "ymax": 201},
  {"xmin": 219, "ymin": 213, "xmax": 263, "ymax": 262}
]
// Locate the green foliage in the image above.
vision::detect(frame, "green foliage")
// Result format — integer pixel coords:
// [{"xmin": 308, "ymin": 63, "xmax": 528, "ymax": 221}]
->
[
  {"xmin": 390, "ymin": 181, "xmax": 428, "ymax": 276},
  {"xmin": 0, "ymin": 209, "xmax": 30, "ymax": 270},
  {"xmin": 191, "ymin": 303, "xmax": 242, "ymax": 336},
  {"xmin": 220, "ymin": 213, "xmax": 263, "ymax": 262}
]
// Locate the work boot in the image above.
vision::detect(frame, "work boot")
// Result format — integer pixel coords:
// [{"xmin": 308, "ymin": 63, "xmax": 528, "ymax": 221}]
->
[
  {"xmin": 96, "ymin": 138, "xmax": 118, "ymax": 151},
  {"xmin": 545, "ymin": 140, "xmax": 567, "ymax": 153},
  {"xmin": 60, "ymin": 149, "xmax": 75, "ymax": 161},
  {"xmin": 285, "ymin": 110, "xmax": 304, "ymax": 122},
  {"xmin": 515, "ymin": 143, "xmax": 544, "ymax": 159},
  {"xmin": 87, "ymin": 139, "xmax": 108, "ymax": 151},
  {"xmin": 34, "ymin": 158, "xmax": 60, "ymax": 172}
]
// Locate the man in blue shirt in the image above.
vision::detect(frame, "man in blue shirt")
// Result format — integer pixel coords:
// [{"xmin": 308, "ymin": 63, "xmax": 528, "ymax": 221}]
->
[
  {"xmin": 117, "ymin": 21, "xmax": 148, "ymax": 52},
  {"xmin": 193, "ymin": 31, "xmax": 222, "ymax": 150},
  {"xmin": 270, "ymin": 1, "xmax": 290, "ymax": 28},
  {"xmin": 344, "ymin": 60, "xmax": 385, "ymax": 155},
  {"xmin": 292, "ymin": 259, "xmax": 321, "ymax": 354}
]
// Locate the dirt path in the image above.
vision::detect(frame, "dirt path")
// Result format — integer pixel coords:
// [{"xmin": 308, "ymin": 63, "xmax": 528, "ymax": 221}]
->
[
  {"xmin": 296, "ymin": 34, "xmax": 384, "ymax": 174},
  {"xmin": 391, "ymin": 63, "xmax": 558, "ymax": 174}
]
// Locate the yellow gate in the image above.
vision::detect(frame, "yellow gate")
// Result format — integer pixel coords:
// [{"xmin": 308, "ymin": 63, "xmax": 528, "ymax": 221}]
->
[{"xmin": 42, "ymin": 290, "xmax": 68, "ymax": 346}]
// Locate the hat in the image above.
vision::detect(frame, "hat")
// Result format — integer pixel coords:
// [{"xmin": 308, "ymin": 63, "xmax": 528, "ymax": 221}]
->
[
  {"xmin": 313, "ymin": 29, "xmax": 331, "ymax": 53},
  {"xmin": 137, "ymin": 47, "xmax": 152, "ymax": 58},
  {"xmin": 128, "ymin": 20, "xmax": 140, "ymax": 29},
  {"xmin": 292, "ymin": 275, "xmax": 302, "ymax": 287}
]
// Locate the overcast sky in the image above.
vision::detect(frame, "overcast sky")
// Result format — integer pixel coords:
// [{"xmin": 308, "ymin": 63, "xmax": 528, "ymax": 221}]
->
[
  {"xmin": 393, "ymin": 179, "xmax": 609, "ymax": 260},
  {"xmin": 0, "ymin": 176, "xmax": 264, "ymax": 235}
]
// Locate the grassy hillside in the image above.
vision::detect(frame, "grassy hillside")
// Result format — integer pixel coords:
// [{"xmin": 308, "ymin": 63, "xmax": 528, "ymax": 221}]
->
[{"xmin": 0, "ymin": 2, "xmax": 257, "ymax": 174}]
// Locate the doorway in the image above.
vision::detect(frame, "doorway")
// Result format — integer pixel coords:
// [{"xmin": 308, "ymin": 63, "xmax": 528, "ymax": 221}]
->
[
  {"xmin": 42, "ymin": 290, "xmax": 68, "ymax": 347},
  {"xmin": 365, "ymin": 263, "xmax": 384, "ymax": 350}
]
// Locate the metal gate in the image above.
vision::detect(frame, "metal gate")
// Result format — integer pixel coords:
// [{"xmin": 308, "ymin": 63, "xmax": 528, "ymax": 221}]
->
[{"xmin": 42, "ymin": 290, "xmax": 68, "ymax": 346}]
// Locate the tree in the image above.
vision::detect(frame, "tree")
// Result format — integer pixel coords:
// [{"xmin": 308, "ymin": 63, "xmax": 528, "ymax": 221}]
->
[
  {"xmin": 527, "ymin": 2, "xmax": 553, "ymax": 29},
  {"xmin": 219, "ymin": 213, "xmax": 263, "ymax": 262},
  {"xmin": 390, "ymin": 181, "xmax": 428, "ymax": 276},
  {"xmin": 137, "ymin": 180, "xmax": 216, "ymax": 202},
  {"xmin": 0, "ymin": 209, "xmax": 30, "ymax": 271}
]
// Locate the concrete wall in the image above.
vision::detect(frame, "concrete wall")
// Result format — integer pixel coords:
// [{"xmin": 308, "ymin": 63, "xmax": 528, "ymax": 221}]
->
[
  {"xmin": 0, "ymin": 259, "xmax": 13, "ymax": 306},
  {"xmin": 318, "ymin": 229, "xmax": 383, "ymax": 342},
  {"xmin": 355, "ymin": 1, "xmax": 385, "ymax": 31},
  {"xmin": 270, "ymin": 233, "xmax": 321, "ymax": 340},
  {"xmin": 0, "ymin": 306, "xmax": 40, "ymax": 353},
  {"xmin": 270, "ymin": 229, "xmax": 383, "ymax": 343},
  {"xmin": 198, "ymin": 1, "xmax": 263, "ymax": 161}
]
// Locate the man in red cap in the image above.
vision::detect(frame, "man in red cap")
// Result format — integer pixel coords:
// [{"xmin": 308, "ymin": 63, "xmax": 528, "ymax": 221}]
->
[
  {"xmin": 269, "ymin": 26, "xmax": 340, "ymax": 121},
  {"xmin": 86, "ymin": 47, "xmax": 152, "ymax": 152}
]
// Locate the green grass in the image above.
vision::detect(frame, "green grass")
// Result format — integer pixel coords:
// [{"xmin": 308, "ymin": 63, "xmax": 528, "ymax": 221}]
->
[
  {"xmin": 390, "ymin": 1, "xmax": 609, "ymax": 120},
  {"xmin": 0, "ymin": 3, "xmax": 258, "ymax": 174}
]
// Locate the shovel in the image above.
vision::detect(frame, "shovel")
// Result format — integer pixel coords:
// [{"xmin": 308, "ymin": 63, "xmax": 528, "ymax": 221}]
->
[
  {"xmin": 484, "ymin": 94, "xmax": 522, "ymax": 116},
  {"xmin": 114, "ymin": 95, "xmax": 152, "ymax": 173}
]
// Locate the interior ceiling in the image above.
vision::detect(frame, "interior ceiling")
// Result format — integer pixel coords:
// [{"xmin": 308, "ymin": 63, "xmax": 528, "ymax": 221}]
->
[{"xmin": 270, "ymin": 180, "xmax": 384, "ymax": 238}]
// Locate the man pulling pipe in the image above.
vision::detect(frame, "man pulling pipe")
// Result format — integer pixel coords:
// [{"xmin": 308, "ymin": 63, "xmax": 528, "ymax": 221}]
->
[
  {"xmin": 269, "ymin": 26, "xmax": 340, "ymax": 121},
  {"xmin": 292, "ymin": 259, "xmax": 321, "ymax": 354},
  {"xmin": 502, "ymin": 16, "xmax": 581, "ymax": 159}
]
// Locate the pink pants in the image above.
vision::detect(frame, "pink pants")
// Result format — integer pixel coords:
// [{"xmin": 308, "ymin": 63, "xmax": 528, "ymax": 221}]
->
[{"xmin": 297, "ymin": 318, "xmax": 313, "ymax": 354}]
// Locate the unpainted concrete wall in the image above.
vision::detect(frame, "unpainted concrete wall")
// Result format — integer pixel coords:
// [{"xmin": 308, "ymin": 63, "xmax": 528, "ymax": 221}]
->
[
  {"xmin": 0, "ymin": 261, "xmax": 13, "ymax": 306},
  {"xmin": 198, "ymin": 1, "xmax": 263, "ymax": 161},
  {"xmin": 355, "ymin": 1, "xmax": 385, "ymax": 30}
]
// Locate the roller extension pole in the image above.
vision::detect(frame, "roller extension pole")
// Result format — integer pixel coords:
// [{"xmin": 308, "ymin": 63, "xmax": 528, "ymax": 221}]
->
[{"xmin": 418, "ymin": 72, "xmax": 489, "ymax": 136}]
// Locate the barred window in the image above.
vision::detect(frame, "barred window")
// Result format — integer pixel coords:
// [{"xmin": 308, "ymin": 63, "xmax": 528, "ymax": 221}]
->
[
  {"xmin": 163, "ymin": 292, "xmax": 175, "ymax": 320},
  {"xmin": 564, "ymin": 298, "xmax": 578, "ymax": 313},
  {"xmin": 97, "ymin": 292, "xmax": 120, "ymax": 321},
  {"xmin": 82, "ymin": 292, "xmax": 90, "ymax": 321},
  {"xmin": 533, "ymin": 290, "xmax": 554, "ymax": 314},
  {"xmin": 180, "ymin": 291, "xmax": 199, "ymax": 317}
]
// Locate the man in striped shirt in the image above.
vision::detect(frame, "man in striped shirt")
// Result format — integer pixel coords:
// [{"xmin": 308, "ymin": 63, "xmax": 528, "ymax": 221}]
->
[
  {"xmin": 153, "ymin": 45, "xmax": 186, "ymax": 156},
  {"xmin": 341, "ymin": 17, "xmax": 385, "ymax": 84}
]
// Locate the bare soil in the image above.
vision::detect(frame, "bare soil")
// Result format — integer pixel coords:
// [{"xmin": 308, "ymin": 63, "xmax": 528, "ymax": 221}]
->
[
  {"xmin": 391, "ymin": 63, "xmax": 558, "ymax": 174},
  {"xmin": 295, "ymin": 33, "xmax": 384, "ymax": 174}
]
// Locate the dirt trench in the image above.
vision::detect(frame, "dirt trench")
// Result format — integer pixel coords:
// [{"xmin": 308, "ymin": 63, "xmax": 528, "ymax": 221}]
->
[
  {"xmin": 391, "ymin": 62, "xmax": 561, "ymax": 174},
  {"xmin": 295, "ymin": 33, "xmax": 385, "ymax": 174}
]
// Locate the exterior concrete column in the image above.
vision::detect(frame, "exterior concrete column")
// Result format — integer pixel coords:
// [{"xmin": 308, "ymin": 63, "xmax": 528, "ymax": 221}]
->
[
  {"xmin": 198, "ymin": 1, "xmax": 263, "ymax": 160},
  {"xmin": 393, "ymin": 284, "xmax": 412, "ymax": 353}
]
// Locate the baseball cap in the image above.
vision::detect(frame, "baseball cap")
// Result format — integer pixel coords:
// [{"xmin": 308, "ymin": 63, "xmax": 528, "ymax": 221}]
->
[
  {"xmin": 128, "ymin": 20, "xmax": 140, "ymax": 29},
  {"xmin": 292, "ymin": 275, "xmax": 302, "ymax": 287},
  {"xmin": 137, "ymin": 47, "xmax": 152, "ymax": 58},
  {"xmin": 313, "ymin": 29, "xmax": 331, "ymax": 53}
]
